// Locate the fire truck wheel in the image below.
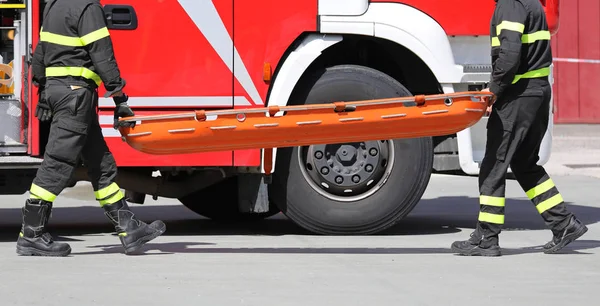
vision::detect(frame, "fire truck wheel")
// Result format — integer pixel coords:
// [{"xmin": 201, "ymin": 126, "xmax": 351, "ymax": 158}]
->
[
  {"xmin": 179, "ymin": 177, "xmax": 280, "ymax": 222},
  {"xmin": 269, "ymin": 64, "xmax": 434, "ymax": 235}
]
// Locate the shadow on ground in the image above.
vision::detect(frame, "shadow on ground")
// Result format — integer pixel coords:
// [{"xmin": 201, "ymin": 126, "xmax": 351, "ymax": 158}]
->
[
  {"xmin": 1, "ymin": 196, "xmax": 599, "ymax": 256},
  {"xmin": 72, "ymin": 239, "xmax": 600, "ymax": 256}
]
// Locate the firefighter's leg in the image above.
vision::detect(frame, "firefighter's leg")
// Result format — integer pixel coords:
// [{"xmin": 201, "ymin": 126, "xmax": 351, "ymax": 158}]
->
[
  {"xmin": 17, "ymin": 84, "xmax": 93, "ymax": 256},
  {"xmin": 509, "ymin": 86, "xmax": 587, "ymax": 253},
  {"xmin": 81, "ymin": 93, "xmax": 166, "ymax": 255},
  {"xmin": 451, "ymin": 94, "xmax": 533, "ymax": 256}
]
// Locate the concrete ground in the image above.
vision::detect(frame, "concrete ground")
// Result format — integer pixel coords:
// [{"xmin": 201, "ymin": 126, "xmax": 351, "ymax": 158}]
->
[
  {"xmin": 544, "ymin": 124, "xmax": 600, "ymax": 178},
  {"xmin": 0, "ymin": 124, "xmax": 598, "ymax": 305}
]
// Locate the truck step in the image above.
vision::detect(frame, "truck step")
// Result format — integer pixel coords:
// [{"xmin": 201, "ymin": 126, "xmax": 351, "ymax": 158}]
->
[
  {"xmin": 0, "ymin": 143, "xmax": 27, "ymax": 153},
  {"xmin": 463, "ymin": 64, "xmax": 492, "ymax": 73},
  {"xmin": 0, "ymin": 155, "xmax": 43, "ymax": 169}
]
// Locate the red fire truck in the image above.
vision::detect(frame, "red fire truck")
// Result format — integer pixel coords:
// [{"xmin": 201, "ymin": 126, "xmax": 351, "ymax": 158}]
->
[{"xmin": 0, "ymin": 0, "xmax": 559, "ymax": 235}]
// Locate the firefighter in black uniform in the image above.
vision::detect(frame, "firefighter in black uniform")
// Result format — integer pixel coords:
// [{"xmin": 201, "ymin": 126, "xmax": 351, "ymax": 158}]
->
[
  {"xmin": 17, "ymin": 0, "xmax": 166, "ymax": 257},
  {"xmin": 451, "ymin": 0, "xmax": 587, "ymax": 256}
]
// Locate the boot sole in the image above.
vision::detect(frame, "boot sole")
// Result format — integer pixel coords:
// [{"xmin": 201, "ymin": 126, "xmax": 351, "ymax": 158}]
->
[
  {"xmin": 124, "ymin": 222, "xmax": 167, "ymax": 255},
  {"xmin": 451, "ymin": 244, "xmax": 501, "ymax": 257},
  {"xmin": 544, "ymin": 224, "xmax": 588, "ymax": 254},
  {"xmin": 16, "ymin": 245, "xmax": 72, "ymax": 257}
]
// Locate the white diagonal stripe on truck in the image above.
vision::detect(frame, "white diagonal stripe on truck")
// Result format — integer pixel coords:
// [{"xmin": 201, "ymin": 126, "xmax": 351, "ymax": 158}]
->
[{"xmin": 177, "ymin": 0, "xmax": 264, "ymax": 105}]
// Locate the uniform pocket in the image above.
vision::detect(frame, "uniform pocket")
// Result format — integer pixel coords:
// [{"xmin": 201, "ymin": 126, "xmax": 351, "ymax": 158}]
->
[
  {"xmin": 45, "ymin": 117, "xmax": 89, "ymax": 164},
  {"xmin": 495, "ymin": 119, "xmax": 514, "ymax": 162}
]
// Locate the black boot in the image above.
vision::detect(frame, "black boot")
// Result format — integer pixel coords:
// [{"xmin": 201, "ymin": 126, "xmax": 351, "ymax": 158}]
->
[
  {"xmin": 103, "ymin": 199, "xmax": 166, "ymax": 254},
  {"xmin": 543, "ymin": 216, "xmax": 587, "ymax": 254},
  {"xmin": 16, "ymin": 199, "xmax": 72, "ymax": 257},
  {"xmin": 451, "ymin": 225, "xmax": 501, "ymax": 257}
]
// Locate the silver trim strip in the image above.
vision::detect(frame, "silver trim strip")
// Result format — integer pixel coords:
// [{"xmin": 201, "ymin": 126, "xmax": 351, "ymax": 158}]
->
[
  {"xmin": 210, "ymin": 125, "xmax": 237, "ymax": 130},
  {"xmin": 339, "ymin": 117, "xmax": 364, "ymax": 122},
  {"xmin": 381, "ymin": 113, "xmax": 407, "ymax": 119},
  {"xmin": 127, "ymin": 132, "xmax": 152, "ymax": 137},
  {"xmin": 168, "ymin": 128, "xmax": 196, "ymax": 133},
  {"xmin": 296, "ymin": 120, "xmax": 322, "ymax": 125},
  {"xmin": 422, "ymin": 110, "xmax": 449, "ymax": 115}
]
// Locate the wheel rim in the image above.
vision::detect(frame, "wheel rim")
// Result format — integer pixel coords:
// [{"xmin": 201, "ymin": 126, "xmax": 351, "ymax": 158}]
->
[{"xmin": 298, "ymin": 140, "xmax": 395, "ymax": 202}]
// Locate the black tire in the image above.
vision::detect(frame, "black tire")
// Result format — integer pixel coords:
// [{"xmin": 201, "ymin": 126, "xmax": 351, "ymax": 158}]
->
[
  {"xmin": 269, "ymin": 64, "xmax": 434, "ymax": 235},
  {"xmin": 179, "ymin": 176, "xmax": 280, "ymax": 222}
]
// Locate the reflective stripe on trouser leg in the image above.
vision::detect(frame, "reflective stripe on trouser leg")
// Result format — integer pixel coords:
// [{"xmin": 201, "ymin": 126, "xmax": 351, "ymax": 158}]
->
[
  {"xmin": 525, "ymin": 176, "xmax": 563, "ymax": 214},
  {"xmin": 523, "ymin": 174, "xmax": 572, "ymax": 230},
  {"xmin": 29, "ymin": 183, "xmax": 57, "ymax": 202},
  {"xmin": 479, "ymin": 195, "xmax": 505, "ymax": 225},
  {"xmin": 95, "ymin": 182, "xmax": 124, "ymax": 206}
]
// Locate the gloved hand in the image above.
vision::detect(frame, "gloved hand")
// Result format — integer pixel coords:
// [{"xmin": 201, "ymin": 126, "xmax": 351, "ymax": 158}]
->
[
  {"xmin": 35, "ymin": 90, "xmax": 52, "ymax": 122},
  {"xmin": 113, "ymin": 93, "xmax": 136, "ymax": 130}
]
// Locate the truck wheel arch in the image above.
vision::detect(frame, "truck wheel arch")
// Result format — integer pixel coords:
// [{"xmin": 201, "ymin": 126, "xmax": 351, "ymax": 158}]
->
[{"xmin": 318, "ymin": 2, "xmax": 463, "ymax": 84}]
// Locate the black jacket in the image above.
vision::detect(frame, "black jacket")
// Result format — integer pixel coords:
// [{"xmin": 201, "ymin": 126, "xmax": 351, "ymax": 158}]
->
[
  {"xmin": 31, "ymin": 0, "xmax": 125, "ymax": 94},
  {"xmin": 489, "ymin": 0, "xmax": 553, "ymax": 97}
]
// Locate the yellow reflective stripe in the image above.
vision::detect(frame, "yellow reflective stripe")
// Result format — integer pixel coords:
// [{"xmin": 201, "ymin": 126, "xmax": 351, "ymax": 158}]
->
[
  {"xmin": 525, "ymin": 178, "xmax": 555, "ymax": 199},
  {"xmin": 40, "ymin": 27, "xmax": 109, "ymax": 47},
  {"xmin": 491, "ymin": 30, "xmax": 550, "ymax": 47},
  {"xmin": 491, "ymin": 37, "xmax": 500, "ymax": 47},
  {"xmin": 40, "ymin": 30, "xmax": 85, "ymax": 47},
  {"xmin": 480, "ymin": 195, "xmax": 505, "ymax": 207},
  {"xmin": 99, "ymin": 190, "xmax": 124, "ymax": 206},
  {"xmin": 0, "ymin": 4, "xmax": 27, "ymax": 9},
  {"xmin": 522, "ymin": 30, "xmax": 550, "ymax": 43},
  {"xmin": 478, "ymin": 212, "xmax": 505, "ymax": 224},
  {"xmin": 95, "ymin": 182, "xmax": 121, "ymax": 200},
  {"xmin": 45, "ymin": 66, "xmax": 102, "ymax": 85},
  {"xmin": 536, "ymin": 194, "xmax": 564, "ymax": 214},
  {"xmin": 29, "ymin": 183, "xmax": 57, "ymax": 202},
  {"xmin": 80, "ymin": 27, "xmax": 110, "ymax": 45},
  {"xmin": 512, "ymin": 67, "xmax": 551, "ymax": 84},
  {"xmin": 496, "ymin": 20, "xmax": 525, "ymax": 35}
]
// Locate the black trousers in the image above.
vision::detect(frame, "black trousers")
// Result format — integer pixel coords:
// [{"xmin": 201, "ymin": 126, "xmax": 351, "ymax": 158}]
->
[
  {"xmin": 29, "ymin": 80, "xmax": 124, "ymax": 206},
  {"xmin": 477, "ymin": 81, "xmax": 572, "ymax": 239}
]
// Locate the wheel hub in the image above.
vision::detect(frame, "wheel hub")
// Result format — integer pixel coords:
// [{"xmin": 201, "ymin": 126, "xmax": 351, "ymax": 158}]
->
[{"xmin": 301, "ymin": 140, "xmax": 393, "ymax": 201}]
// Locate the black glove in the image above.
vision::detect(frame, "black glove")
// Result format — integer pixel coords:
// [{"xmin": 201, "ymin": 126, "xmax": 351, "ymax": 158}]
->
[
  {"xmin": 35, "ymin": 89, "xmax": 52, "ymax": 122},
  {"xmin": 113, "ymin": 93, "xmax": 136, "ymax": 130}
]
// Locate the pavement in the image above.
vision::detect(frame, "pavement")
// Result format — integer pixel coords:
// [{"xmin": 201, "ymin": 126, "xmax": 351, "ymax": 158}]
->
[
  {"xmin": 0, "ymin": 124, "xmax": 598, "ymax": 305},
  {"xmin": 544, "ymin": 124, "xmax": 600, "ymax": 178}
]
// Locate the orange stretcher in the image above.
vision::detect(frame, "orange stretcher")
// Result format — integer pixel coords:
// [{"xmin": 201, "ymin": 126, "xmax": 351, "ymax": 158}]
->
[{"xmin": 117, "ymin": 91, "xmax": 491, "ymax": 158}]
